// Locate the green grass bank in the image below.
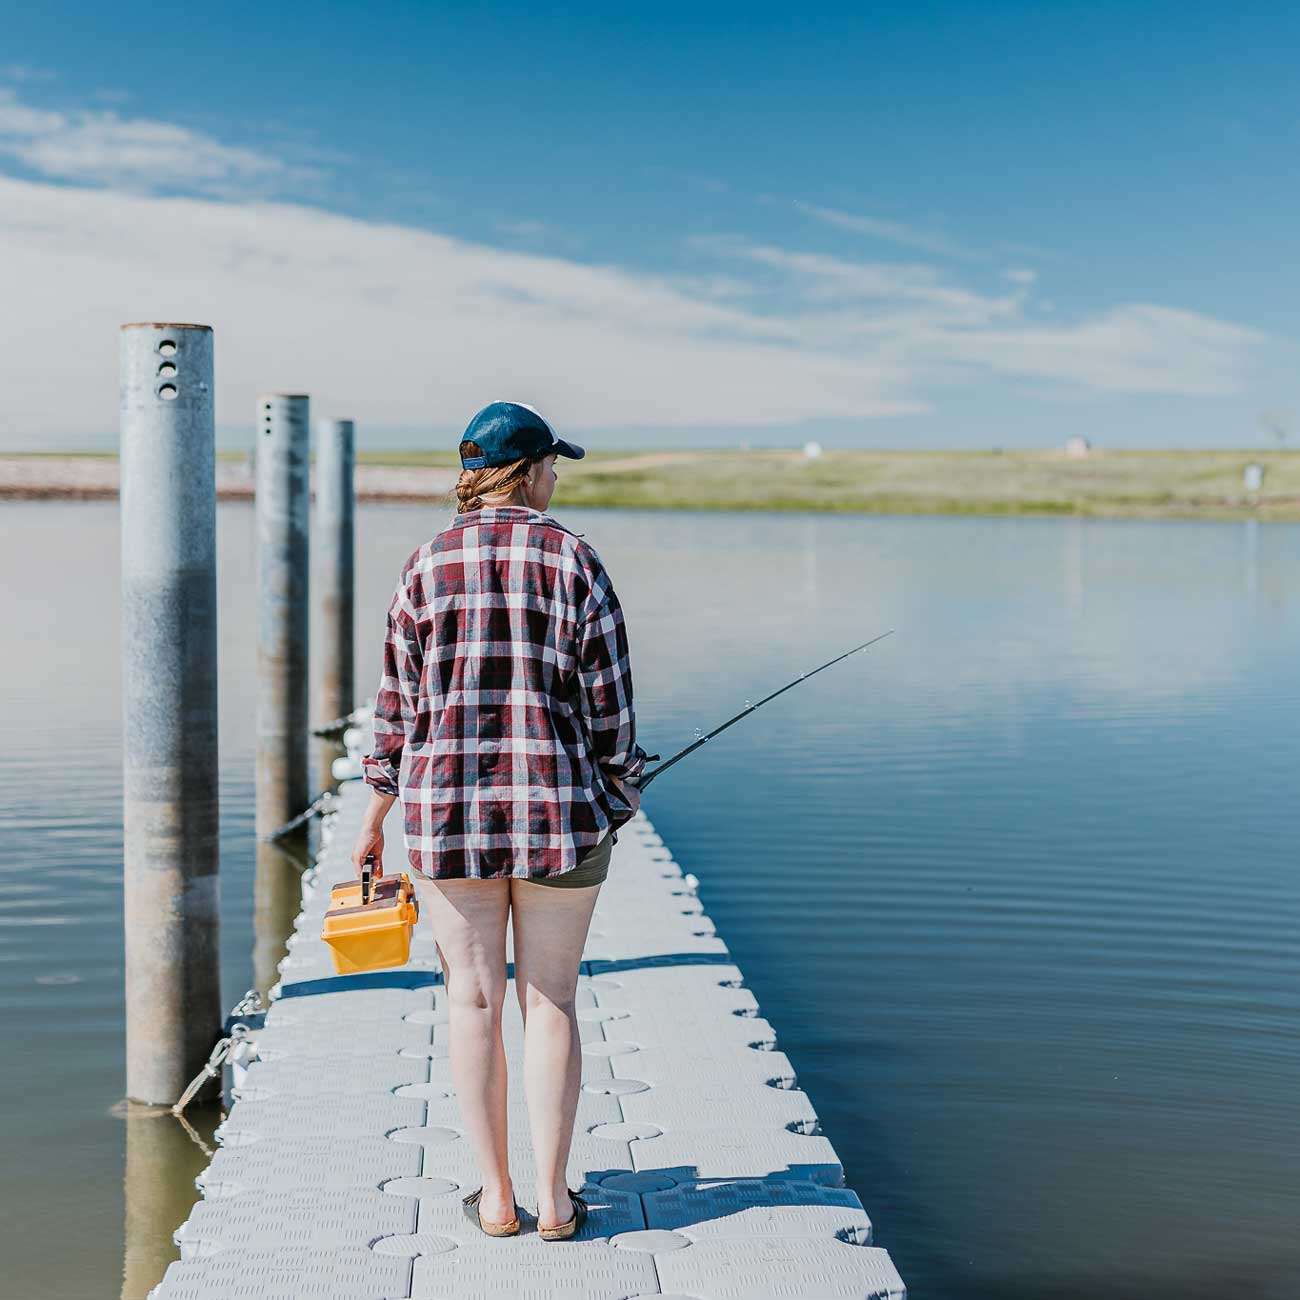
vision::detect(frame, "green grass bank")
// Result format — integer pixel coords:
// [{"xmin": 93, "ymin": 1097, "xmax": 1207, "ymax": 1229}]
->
[{"xmin": 364, "ymin": 447, "xmax": 1300, "ymax": 520}]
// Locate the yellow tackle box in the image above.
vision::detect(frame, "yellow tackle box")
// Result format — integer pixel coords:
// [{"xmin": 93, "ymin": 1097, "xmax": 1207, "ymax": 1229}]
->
[{"xmin": 320, "ymin": 859, "xmax": 419, "ymax": 975}]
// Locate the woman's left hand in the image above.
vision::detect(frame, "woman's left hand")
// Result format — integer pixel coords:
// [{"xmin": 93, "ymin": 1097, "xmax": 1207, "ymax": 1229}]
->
[{"xmin": 607, "ymin": 773, "xmax": 642, "ymax": 816}]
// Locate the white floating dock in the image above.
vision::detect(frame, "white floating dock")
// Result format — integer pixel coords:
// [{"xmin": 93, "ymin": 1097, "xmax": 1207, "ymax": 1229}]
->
[{"xmin": 155, "ymin": 776, "xmax": 906, "ymax": 1298}]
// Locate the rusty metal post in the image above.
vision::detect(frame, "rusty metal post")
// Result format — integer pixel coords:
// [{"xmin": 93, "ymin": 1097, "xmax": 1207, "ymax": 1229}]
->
[
  {"xmin": 256, "ymin": 394, "xmax": 311, "ymax": 838},
  {"xmin": 119, "ymin": 322, "xmax": 221, "ymax": 1105},
  {"xmin": 315, "ymin": 417, "xmax": 355, "ymax": 789}
]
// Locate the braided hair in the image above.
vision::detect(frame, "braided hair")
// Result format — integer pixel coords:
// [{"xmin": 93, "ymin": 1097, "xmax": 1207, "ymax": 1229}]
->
[{"xmin": 453, "ymin": 440, "xmax": 538, "ymax": 513}]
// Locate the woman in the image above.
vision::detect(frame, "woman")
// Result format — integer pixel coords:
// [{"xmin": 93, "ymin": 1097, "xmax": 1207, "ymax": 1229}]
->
[{"xmin": 350, "ymin": 400, "xmax": 650, "ymax": 1241}]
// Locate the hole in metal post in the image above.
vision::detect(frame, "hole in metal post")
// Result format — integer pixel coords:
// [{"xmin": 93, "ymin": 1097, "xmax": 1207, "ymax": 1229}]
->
[
  {"xmin": 158, "ymin": 339, "xmax": 177, "ymax": 357},
  {"xmin": 158, "ymin": 383, "xmax": 178, "ymax": 400},
  {"xmin": 158, "ymin": 362, "xmax": 177, "ymax": 378}
]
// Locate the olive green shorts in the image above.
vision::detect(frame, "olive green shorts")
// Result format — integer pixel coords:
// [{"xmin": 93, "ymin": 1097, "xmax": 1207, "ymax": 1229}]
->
[{"xmin": 528, "ymin": 829, "xmax": 614, "ymax": 888}]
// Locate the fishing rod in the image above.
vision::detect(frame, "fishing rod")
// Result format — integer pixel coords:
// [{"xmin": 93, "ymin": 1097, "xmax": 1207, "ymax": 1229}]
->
[{"xmin": 632, "ymin": 629, "xmax": 894, "ymax": 791}]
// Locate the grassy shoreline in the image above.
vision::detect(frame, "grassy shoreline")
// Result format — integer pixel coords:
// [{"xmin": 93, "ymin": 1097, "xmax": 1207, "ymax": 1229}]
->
[{"xmin": 3, "ymin": 448, "xmax": 1299, "ymax": 520}]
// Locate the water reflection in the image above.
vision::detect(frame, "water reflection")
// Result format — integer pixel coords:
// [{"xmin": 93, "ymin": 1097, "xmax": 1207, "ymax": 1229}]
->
[
  {"xmin": 119, "ymin": 1102, "xmax": 221, "ymax": 1300},
  {"xmin": 1063, "ymin": 515, "xmax": 1085, "ymax": 621},
  {"xmin": 253, "ymin": 831, "xmax": 310, "ymax": 1007},
  {"xmin": 317, "ymin": 738, "xmax": 346, "ymax": 795},
  {"xmin": 116, "ymin": 830, "xmax": 307, "ymax": 1295},
  {"xmin": 5, "ymin": 502, "xmax": 1300, "ymax": 1298},
  {"xmin": 1242, "ymin": 518, "xmax": 1259, "ymax": 600}
]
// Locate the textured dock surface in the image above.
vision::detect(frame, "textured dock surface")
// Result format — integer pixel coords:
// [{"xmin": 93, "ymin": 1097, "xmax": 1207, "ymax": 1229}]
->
[{"xmin": 156, "ymin": 776, "xmax": 906, "ymax": 1298}]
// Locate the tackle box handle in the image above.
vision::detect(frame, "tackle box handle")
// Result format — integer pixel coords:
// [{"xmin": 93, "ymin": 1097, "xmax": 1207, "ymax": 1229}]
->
[{"xmin": 361, "ymin": 852, "xmax": 382, "ymax": 905}]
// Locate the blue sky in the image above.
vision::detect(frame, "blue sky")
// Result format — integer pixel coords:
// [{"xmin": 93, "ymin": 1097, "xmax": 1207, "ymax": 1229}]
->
[{"xmin": 1, "ymin": 2, "xmax": 1296, "ymax": 450}]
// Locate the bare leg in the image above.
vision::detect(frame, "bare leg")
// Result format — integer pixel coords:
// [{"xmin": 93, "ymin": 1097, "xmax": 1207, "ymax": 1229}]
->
[
  {"xmin": 508, "ymin": 877, "xmax": 602, "ymax": 1229},
  {"xmin": 414, "ymin": 876, "xmax": 514, "ymax": 1223}
]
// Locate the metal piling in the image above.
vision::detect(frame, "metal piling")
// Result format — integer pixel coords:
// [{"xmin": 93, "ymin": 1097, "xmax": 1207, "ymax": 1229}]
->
[
  {"xmin": 314, "ymin": 417, "xmax": 355, "ymax": 790},
  {"xmin": 255, "ymin": 394, "xmax": 311, "ymax": 839},
  {"xmin": 119, "ymin": 322, "xmax": 222, "ymax": 1106}
]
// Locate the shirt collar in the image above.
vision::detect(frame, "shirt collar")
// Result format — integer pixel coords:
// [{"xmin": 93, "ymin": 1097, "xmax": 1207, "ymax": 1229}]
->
[{"xmin": 458, "ymin": 504, "xmax": 555, "ymax": 524}]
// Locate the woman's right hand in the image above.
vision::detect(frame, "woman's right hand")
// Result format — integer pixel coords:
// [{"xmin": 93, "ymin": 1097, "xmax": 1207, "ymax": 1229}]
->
[{"xmin": 351, "ymin": 823, "xmax": 385, "ymax": 877}]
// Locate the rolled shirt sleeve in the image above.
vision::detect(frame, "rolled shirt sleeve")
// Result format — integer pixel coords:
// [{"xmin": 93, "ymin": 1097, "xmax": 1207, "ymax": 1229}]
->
[
  {"xmin": 362, "ymin": 580, "xmax": 423, "ymax": 797},
  {"xmin": 574, "ymin": 579, "xmax": 649, "ymax": 787}
]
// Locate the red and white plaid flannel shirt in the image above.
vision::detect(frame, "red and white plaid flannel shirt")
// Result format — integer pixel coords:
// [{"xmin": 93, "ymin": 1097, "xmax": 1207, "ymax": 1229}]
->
[{"xmin": 362, "ymin": 504, "xmax": 650, "ymax": 880}]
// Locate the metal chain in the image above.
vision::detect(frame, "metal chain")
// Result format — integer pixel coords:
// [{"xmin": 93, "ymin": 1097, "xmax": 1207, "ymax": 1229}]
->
[
  {"xmin": 258, "ymin": 790, "xmax": 340, "ymax": 843},
  {"xmin": 311, "ymin": 706, "xmax": 369, "ymax": 738},
  {"xmin": 172, "ymin": 989, "xmax": 265, "ymax": 1115}
]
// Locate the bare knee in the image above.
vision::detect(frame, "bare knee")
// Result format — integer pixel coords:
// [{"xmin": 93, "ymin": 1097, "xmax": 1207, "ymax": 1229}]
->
[
  {"xmin": 522, "ymin": 981, "xmax": 576, "ymax": 1019},
  {"xmin": 447, "ymin": 973, "xmax": 506, "ymax": 1018}
]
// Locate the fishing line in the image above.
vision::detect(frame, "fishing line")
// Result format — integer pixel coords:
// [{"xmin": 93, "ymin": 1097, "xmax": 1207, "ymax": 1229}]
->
[{"xmin": 632, "ymin": 629, "xmax": 894, "ymax": 790}]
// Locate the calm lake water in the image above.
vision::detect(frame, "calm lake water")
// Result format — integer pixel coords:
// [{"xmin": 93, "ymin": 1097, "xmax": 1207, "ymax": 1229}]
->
[{"xmin": 3, "ymin": 499, "xmax": 1299, "ymax": 1299}]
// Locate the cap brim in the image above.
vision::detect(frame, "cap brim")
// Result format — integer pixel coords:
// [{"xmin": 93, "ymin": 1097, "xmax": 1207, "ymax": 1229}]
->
[{"xmin": 553, "ymin": 437, "xmax": 585, "ymax": 460}]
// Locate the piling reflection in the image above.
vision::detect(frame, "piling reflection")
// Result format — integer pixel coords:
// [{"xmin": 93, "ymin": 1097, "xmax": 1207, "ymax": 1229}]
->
[
  {"xmin": 1242, "ymin": 518, "xmax": 1259, "ymax": 600},
  {"xmin": 119, "ymin": 1101, "xmax": 221, "ymax": 1300},
  {"xmin": 253, "ymin": 830, "xmax": 310, "ymax": 1002},
  {"xmin": 120, "ymin": 831, "xmax": 309, "ymax": 1297},
  {"xmin": 317, "ymin": 736, "xmax": 346, "ymax": 794},
  {"xmin": 1063, "ymin": 515, "xmax": 1085, "ymax": 621}
]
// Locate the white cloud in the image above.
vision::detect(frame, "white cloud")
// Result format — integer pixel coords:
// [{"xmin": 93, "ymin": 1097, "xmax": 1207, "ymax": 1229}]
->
[
  {"xmin": 0, "ymin": 177, "xmax": 920, "ymax": 438},
  {"xmin": 0, "ymin": 89, "xmax": 303, "ymax": 195},
  {"xmin": 0, "ymin": 85, "xmax": 1269, "ymax": 441}
]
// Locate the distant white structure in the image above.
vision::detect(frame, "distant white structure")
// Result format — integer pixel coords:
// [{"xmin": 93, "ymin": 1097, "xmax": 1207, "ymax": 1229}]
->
[
  {"xmin": 802, "ymin": 439, "xmax": 824, "ymax": 460},
  {"xmin": 1243, "ymin": 462, "xmax": 1264, "ymax": 494},
  {"xmin": 1063, "ymin": 436, "xmax": 1092, "ymax": 459}
]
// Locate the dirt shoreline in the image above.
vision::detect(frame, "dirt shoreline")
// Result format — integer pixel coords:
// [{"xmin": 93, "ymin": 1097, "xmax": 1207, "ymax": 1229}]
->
[
  {"xmin": 6, "ymin": 450, "xmax": 1300, "ymax": 519},
  {"xmin": 0, "ymin": 456, "xmax": 458, "ymax": 503}
]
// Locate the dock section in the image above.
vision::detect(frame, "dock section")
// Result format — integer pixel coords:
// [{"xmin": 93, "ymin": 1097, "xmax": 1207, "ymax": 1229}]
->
[{"xmin": 155, "ymin": 772, "xmax": 906, "ymax": 1298}]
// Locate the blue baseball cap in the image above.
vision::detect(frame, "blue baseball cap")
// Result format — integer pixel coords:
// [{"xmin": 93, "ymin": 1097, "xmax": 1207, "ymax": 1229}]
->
[{"xmin": 459, "ymin": 400, "xmax": 586, "ymax": 469}]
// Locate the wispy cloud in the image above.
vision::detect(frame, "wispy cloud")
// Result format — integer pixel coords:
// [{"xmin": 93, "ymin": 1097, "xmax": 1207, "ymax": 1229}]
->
[
  {"xmin": 1, "ymin": 64, "xmax": 57, "ymax": 85},
  {"xmin": 939, "ymin": 304, "xmax": 1264, "ymax": 396},
  {"xmin": 696, "ymin": 236, "xmax": 1023, "ymax": 324},
  {"xmin": 790, "ymin": 199, "xmax": 971, "ymax": 259},
  {"xmin": 691, "ymin": 234, "xmax": 1261, "ymax": 396},
  {"xmin": 0, "ymin": 88, "xmax": 312, "ymax": 196},
  {"xmin": 493, "ymin": 218, "xmax": 547, "ymax": 237}
]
